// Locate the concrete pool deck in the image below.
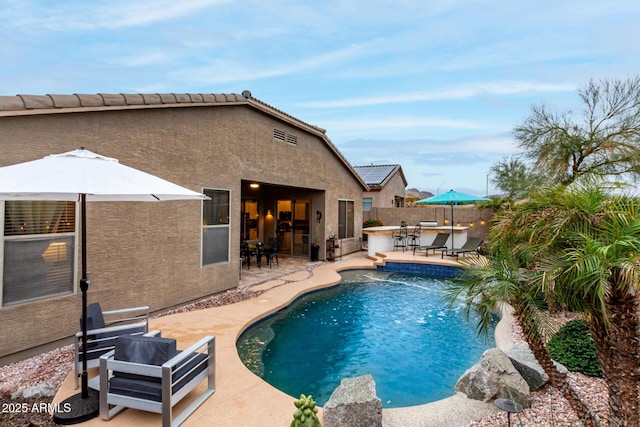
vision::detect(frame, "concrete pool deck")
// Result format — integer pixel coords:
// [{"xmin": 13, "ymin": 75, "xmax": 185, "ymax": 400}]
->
[{"xmin": 52, "ymin": 250, "xmax": 513, "ymax": 427}]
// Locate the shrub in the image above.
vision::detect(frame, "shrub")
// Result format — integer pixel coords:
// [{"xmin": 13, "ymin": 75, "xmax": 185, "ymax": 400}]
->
[
  {"xmin": 547, "ymin": 319, "xmax": 602, "ymax": 377},
  {"xmin": 363, "ymin": 218, "xmax": 383, "ymax": 228}
]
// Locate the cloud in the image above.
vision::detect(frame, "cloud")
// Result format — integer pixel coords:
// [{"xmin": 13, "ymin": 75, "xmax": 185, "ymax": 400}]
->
[
  {"xmin": 300, "ymin": 81, "xmax": 576, "ymax": 108},
  {"xmin": 19, "ymin": 0, "xmax": 230, "ymax": 31},
  {"xmin": 322, "ymin": 116, "xmax": 487, "ymax": 134},
  {"xmin": 111, "ymin": 52, "xmax": 170, "ymax": 67},
  {"xmin": 170, "ymin": 43, "xmax": 367, "ymax": 85},
  {"xmin": 338, "ymin": 133, "xmax": 516, "ymax": 165},
  {"xmin": 336, "ymin": 131, "xmax": 517, "ymax": 191}
]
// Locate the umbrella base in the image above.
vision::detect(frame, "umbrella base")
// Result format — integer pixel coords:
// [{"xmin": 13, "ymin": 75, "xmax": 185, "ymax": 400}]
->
[{"xmin": 52, "ymin": 389, "xmax": 99, "ymax": 425}]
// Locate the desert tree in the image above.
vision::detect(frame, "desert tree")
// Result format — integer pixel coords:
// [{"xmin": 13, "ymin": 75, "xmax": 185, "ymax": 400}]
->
[
  {"xmin": 489, "ymin": 156, "xmax": 542, "ymax": 199},
  {"xmin": 515, "ymin": 76, "xmax": 640, "ymax": 185}
]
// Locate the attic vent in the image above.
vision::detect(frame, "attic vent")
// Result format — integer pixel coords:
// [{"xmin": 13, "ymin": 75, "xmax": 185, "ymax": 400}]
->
[
  {"xmin": 286, "ymin": 134, "xmax": 298, "ymax": 145},
  {"xmin": 273, "ymin": 128, "xmax": 286, "ymax": 141},
  {"xmin": 273, "ymin": 128, "xmax": 298, "ymax": 145}
]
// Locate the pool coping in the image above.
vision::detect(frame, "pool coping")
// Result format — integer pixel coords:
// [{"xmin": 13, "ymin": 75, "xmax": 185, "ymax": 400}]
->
[{"xmin": 52, "ymin": 251, "xmax": 512, "ymax": 427}]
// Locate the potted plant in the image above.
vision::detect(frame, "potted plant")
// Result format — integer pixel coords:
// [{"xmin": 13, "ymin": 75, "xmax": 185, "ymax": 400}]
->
[{"xmin": 310, "ymin": 238, "xmax": 320, "ymax": 261}]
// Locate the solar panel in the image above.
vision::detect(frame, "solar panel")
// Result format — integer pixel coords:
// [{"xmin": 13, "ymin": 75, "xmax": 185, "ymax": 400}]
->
[{"xmin": 354, "ymin": 165, "xmax": 396, "ymax": 186}]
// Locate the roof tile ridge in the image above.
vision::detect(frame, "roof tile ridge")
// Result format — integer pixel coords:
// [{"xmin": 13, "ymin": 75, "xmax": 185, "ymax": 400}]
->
[{"xmin": 249, "ymin": 97, "xmax": 326, "ymax": 134}]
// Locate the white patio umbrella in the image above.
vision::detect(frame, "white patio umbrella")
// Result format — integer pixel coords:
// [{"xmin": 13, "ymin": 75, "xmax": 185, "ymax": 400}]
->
[{"xmin": 0, "ymin": 147, "xmax": 208, "ymax": 424}]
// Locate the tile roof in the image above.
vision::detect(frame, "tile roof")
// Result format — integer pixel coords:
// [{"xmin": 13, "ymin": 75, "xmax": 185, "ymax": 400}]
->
[
  {"xmin": 0, "ymin": 92, "xmax": 246, "ymax": 112},
  {"xmin": 0, "ymin": 90, "xmax": 329, "ymax": 134},
  {"xmin": 0, "ymin": 90, "xmax": 368, "ymax": 190}
]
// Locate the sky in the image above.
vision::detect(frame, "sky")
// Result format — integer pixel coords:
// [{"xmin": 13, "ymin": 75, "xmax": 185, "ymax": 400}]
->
[{"xmin": 1, "ymin": 1, "xmax": 639, "ymax": 196}]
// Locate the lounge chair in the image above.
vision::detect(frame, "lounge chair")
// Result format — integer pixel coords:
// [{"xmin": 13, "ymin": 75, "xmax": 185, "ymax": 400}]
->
[
  {"xmin": 440, "ymin": 237, "xmax": 483, "ymax": 258},
  {"xmin": 413, "ymin": 232, "xmax": 450, "ymax": 255},
  {"xmin": 75, "ymin": 302, "xmax": 149, "ymax": 389},
  {"xmin": 99, "ymin": 333, "xmax": 215, "ymax": 427}
]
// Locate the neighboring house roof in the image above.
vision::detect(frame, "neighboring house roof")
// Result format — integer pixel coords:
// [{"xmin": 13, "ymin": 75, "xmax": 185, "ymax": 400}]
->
[
  {"xmin": 0, "ymin": 90, "xmax": 368, "ymax": 190},
  {"xmin": 353, "ymin": 164, "xmax": 407, "ymax": 190}
]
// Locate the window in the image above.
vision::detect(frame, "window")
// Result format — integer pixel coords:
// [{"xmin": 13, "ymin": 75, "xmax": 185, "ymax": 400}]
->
[
  {"xmin": 338, "ymin": 200, "xmax": 354, "ymax": 239},
  {"xmin": 2, "ymin": 201, "xmax": 76, "ymax": 306},
  {"xmin": 363, "ymin": 197, "xmax": 372, "ymax": 211},
  {"xmin": 202, "ymin": 188, "xmax": 230, "ymax": 266}
]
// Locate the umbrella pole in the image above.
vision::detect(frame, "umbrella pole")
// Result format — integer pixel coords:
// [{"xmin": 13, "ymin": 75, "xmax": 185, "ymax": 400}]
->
[
  {"xmin": 450, "ymin": 203, "xmax": 454, "ymax": 250},
  {"xmin": 53, "ymin": 194, "xmax": 99, "ymax": 424},
  {"xmin": 80, "ymin": 193, "xmax": 89, "ymax": 398}
]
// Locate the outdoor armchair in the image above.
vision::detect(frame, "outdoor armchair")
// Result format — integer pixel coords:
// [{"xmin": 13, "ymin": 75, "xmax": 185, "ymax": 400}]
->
[
  {"xmin": 74, "ymin": 302, "xmax": 149, "ymax": 389},
  {"xmin": 99, "ymin": 333, "xmax": 216, "ymax": 427}
]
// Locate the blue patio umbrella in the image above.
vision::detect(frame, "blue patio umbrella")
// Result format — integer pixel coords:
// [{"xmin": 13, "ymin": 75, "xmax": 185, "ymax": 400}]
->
[{"xmin": 416, "ymin": 190, "xmax": 490, "ymax": 251}]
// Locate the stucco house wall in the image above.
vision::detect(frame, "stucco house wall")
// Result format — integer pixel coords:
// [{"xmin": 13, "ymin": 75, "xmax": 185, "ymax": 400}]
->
[
  {"xmin": 367, "ymin": 170, "xmax": 407, "ymax": 209},
  {"xmin": 0, "ymin": 92, "xmax": 367, "ymax": 362}
]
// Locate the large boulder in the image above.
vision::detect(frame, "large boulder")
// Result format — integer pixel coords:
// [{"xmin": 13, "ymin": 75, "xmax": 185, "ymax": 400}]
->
[
  {"xmin": 504, "ymin": 343, "xmax": 549, "ymax": 391},
  {"xmin": 324, "ymin": 374, "xmax": 382, "ymax": 427},
  {"xmin": 455, "ymin": 348, "xmax": 531, "ymax": 408}
]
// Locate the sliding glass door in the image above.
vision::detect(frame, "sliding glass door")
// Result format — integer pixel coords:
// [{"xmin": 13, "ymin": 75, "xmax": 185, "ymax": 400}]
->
[{"xmin": 277, "ymin": 199, "xmax": 310, "ymax": 256}]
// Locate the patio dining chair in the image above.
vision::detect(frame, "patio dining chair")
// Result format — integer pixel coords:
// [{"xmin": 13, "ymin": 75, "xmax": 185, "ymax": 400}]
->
[
  {"xmin": 240, "ymin": 239, "xmax": 256, "ymax": 269},
  {"xmin": 255, "ymin": 242, "xmax": 265, "ymax": 267},
  {"xmin": 74, "ymin": 302, "xmax": 149, "ymax": 389},
  {"xmin": 262, "ymin": 237, "xmax": 279, "ymax": 268}
]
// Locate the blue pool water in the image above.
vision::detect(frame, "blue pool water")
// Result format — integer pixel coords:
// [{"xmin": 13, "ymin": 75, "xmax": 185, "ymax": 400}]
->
[{"xmin": 236, "ymin": 269, "xmax": 495, "ymax": 408}]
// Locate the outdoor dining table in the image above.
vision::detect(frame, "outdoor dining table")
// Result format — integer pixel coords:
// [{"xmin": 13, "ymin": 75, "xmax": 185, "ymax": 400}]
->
[{"xmin": 242, "ymin": 239, "xmax": 263, "ymax": 268}]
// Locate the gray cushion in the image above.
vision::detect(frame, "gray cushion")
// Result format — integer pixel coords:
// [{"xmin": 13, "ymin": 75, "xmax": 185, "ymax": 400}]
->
[
  {"xmin": 114, "ymin": 334, "xmax": 177, "ymax": 365},
  {"xmin": 110, "ymin": 376, "xmax": 164, "ymax": 401},
  {"xmin": 109, "ymin": 352, "xmax": 209, "ymax": 402},
  {"xmin": 81, "ymin": 302, "xmax": 106, "ymax": 330}
]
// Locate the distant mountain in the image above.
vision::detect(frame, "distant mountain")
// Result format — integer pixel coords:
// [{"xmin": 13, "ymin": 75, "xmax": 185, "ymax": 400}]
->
[
  {"xmin": 406, "ymin": 188, "xmax": 433, "ymax": 205},
  {"xmin": 406, "ymin": 188, "xmax": 433, "ymax": 199}
]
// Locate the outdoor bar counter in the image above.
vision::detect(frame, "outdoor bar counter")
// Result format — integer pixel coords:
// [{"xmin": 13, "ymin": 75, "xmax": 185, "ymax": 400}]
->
[{"xmin": 363, "ymin": 225, "xmax": 468, "ymax": 257}]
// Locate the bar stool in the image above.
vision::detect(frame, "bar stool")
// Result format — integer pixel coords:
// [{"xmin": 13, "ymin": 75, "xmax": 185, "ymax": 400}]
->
[
  {"xmin": 406, "ymin": 224, "xmax": 421, "ymax": 253},
  {"xmin": 392, "ymin": 222, "xmax": 408, "ymax": 251}
]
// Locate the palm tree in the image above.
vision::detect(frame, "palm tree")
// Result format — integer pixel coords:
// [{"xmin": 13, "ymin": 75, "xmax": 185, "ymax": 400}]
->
[
  {"xmin": 532, "ymin": 190, "xmax": 640, "ymax": 427},
  {"xmin": 447, "ymin": 234, "xmax": 599, "ymax": 425},
  {"xmin": 449, "ymin": 179, "xmax": 640, "ymax": 426}
]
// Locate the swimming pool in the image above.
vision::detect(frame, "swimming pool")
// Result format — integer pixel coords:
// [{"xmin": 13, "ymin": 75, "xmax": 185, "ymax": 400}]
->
[{"xmin": 237, "ymin": 269, "xmax": 495, "ymax": 408}]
